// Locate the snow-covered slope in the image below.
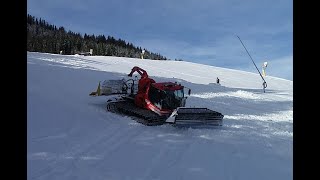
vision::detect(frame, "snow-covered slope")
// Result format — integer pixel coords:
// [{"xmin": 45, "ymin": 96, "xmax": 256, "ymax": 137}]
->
[{"xmin": 27, "ymin": 52, "xmax": 292, "ymax": 180}]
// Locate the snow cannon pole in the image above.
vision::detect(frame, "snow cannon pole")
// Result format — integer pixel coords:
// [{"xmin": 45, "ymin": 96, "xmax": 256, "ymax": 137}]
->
[{"xmin": 236, "ymin": 35, "xmax": 267, "ymax": 92}]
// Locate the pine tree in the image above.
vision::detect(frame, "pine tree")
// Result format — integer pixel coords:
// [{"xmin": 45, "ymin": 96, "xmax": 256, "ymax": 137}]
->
[{"xmin": 27, "ymin": 14, "xmax": 168, "ymax": 60}]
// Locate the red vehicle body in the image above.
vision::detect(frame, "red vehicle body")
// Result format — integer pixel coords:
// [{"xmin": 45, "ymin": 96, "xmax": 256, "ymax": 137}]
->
[
  {"xmin": 128, "ymin": 66, "xmax": 186, "ymax": 116},
  {"xmin": 90, "ymin": 66, "xmax": 223, "ymax": 126}
]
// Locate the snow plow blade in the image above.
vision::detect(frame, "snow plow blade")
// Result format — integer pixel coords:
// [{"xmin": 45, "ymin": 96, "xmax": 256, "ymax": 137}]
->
[{"xmin": 166, "ymin": 107, "xmax": 224, "ymax": 127}]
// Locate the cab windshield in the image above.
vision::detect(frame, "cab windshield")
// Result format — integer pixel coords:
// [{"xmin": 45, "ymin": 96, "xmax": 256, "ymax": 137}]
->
[{"xmin": 148, "ymin": 86, "xmax": 184, "ymax": 110}]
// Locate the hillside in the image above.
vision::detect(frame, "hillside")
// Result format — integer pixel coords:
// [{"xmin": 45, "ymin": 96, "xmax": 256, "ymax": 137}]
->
[
  {"xmin": 28, "ymin": 52, "xmax": 293, "ymax": 180},
  {"xmin": 27, "ymin": 14, "xmax": 168, "ymax": 60}
]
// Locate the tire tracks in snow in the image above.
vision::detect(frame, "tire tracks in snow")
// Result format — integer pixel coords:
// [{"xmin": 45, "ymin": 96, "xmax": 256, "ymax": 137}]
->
[
  {"xmin": 141, "ymin": 137, "xmax": 193, "ymax": 180},
  {"xmin": 29, "ymin": 124, "xmax": 124, "ymax": 179},
  {"xmin": 73, "ymin": 125, "xmax": 144, "ymax": 169}
]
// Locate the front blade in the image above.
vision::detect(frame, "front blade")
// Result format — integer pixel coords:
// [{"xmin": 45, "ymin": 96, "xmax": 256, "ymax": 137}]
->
[{"xmin": 173, "ymin": 107, "xmax": 224, "ymax": 126}]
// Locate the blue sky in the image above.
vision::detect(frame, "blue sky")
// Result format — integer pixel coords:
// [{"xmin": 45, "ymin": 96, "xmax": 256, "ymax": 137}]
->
[{"xmin": 27, "ymin": 0, "xmax": 292, "ymax": 80}]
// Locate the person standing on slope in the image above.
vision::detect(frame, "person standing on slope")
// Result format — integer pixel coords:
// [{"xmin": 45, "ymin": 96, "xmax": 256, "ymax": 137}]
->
[{"xmin": 216, "ymin": 77, "xmax": 220, "ymax": 84}]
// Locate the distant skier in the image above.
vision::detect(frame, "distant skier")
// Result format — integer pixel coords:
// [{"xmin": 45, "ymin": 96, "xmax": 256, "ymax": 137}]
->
[
  {"xmin": 216, "ymin": 77, "xmax": 220, "ymax": 84},
  {"xmin": 263, "ymin": 81, "xmax": 267, "ymax": 93}
]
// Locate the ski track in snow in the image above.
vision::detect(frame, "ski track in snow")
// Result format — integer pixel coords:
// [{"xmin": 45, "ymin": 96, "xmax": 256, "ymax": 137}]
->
[{"xmin": 30, "ymin": 118, "xmax": 143, "ymax": 179}]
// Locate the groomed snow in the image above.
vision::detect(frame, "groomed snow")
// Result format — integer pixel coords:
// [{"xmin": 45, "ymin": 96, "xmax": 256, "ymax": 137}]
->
[{"xmin": 28, "ymin": 52, "xmax": 292, "ymax": 180}]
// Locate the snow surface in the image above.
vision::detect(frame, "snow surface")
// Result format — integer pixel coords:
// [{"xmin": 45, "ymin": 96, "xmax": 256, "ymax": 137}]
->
[{"xmin": 28, "ymin": 52, "xmax": 292, "ymax": 180}]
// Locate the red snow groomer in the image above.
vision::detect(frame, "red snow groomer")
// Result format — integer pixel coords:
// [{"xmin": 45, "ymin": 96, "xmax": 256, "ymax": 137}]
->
[{"xmin": 90, "ymin": 66, "xmax": 223, "ymax": 126}]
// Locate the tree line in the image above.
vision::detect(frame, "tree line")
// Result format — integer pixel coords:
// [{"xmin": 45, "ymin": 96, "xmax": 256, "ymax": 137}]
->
[{"xmin": 27, "ymin": 14, "xmax": 167, "ymax": 60}]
